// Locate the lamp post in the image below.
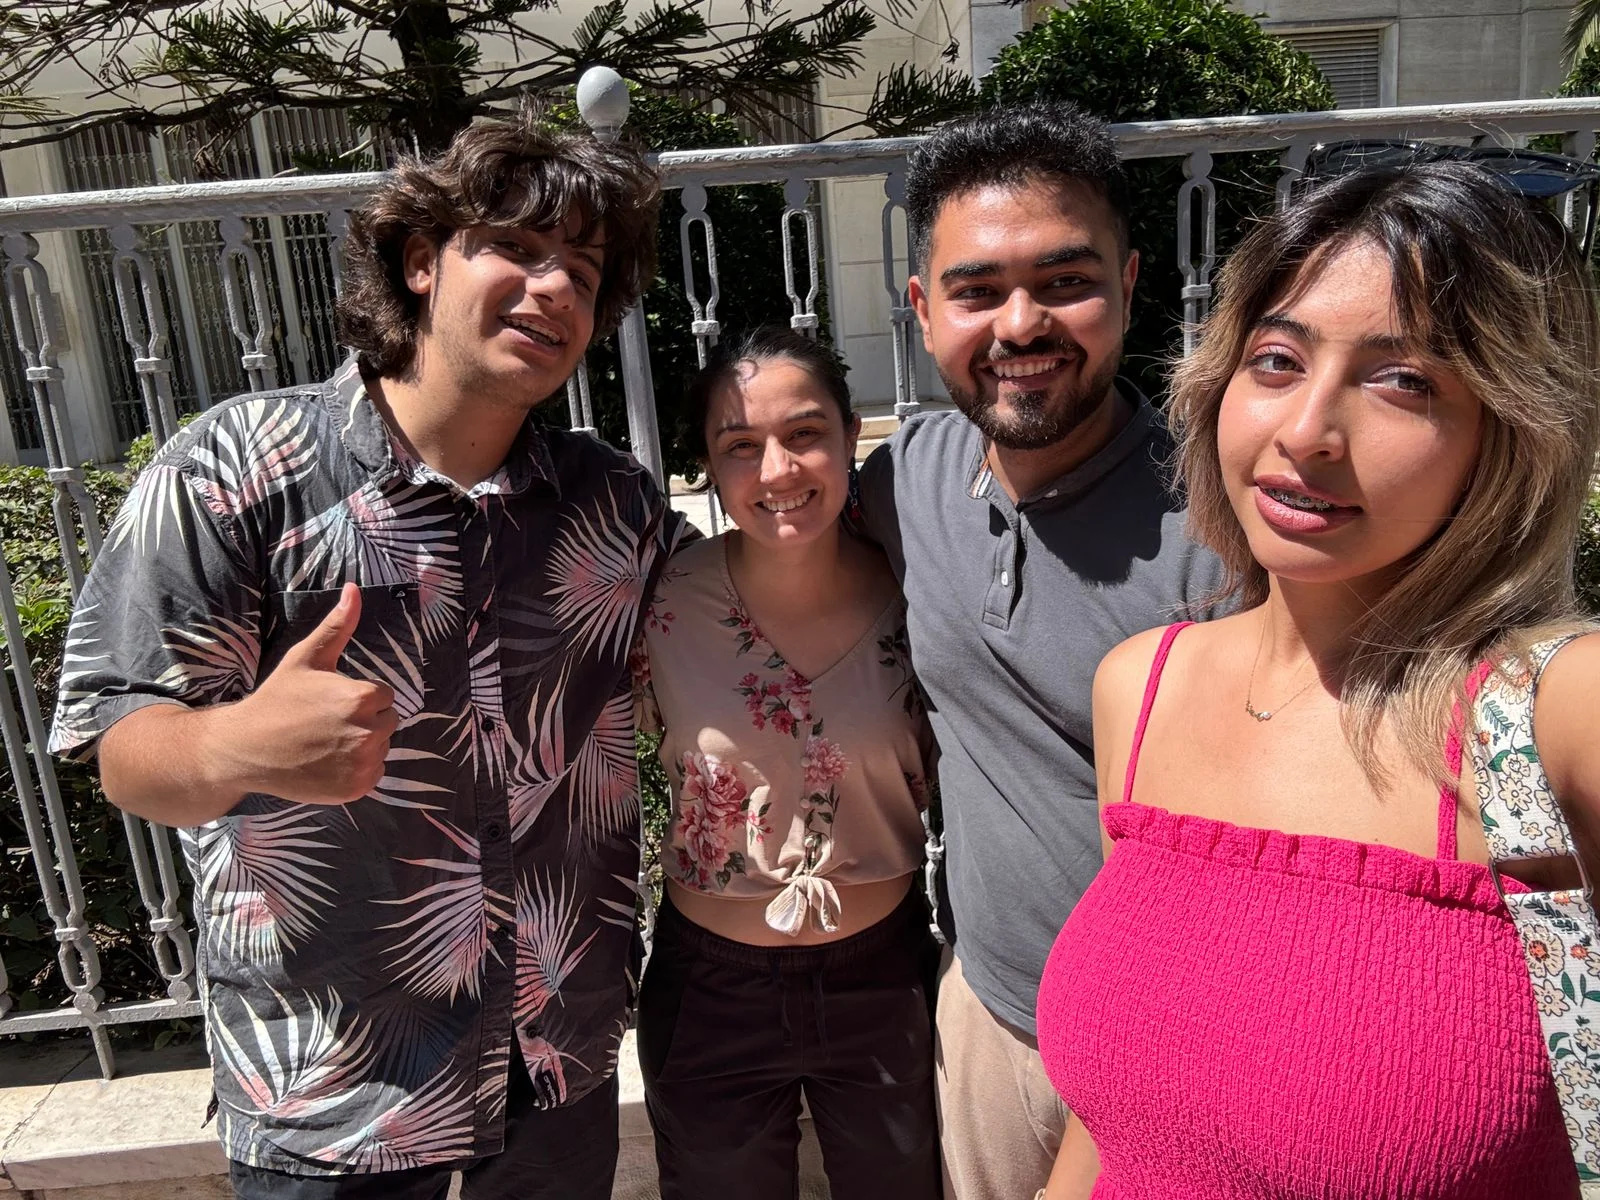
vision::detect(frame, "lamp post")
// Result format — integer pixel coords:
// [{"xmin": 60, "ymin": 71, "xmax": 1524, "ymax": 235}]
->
[{"xmin": 576, "ymin": 65, "xmax": 665, "ymax": 488}]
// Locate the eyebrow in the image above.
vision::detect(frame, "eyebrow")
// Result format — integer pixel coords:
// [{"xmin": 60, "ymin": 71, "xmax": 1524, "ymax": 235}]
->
[
  {"xmin": 489, "ymin": 227, "xmax": 603, "ymax": 275},
  {"xmin": 569, "ymin": 243, "xmax": 603, "ymax": 275},
  {"xmin": 938, "ymin": 243, "xmax": 1101, "ymax": 285},
  {"xmin": 1254, "ymin": 312, "xmax": 1411, "ymax": 354},
  {"xmin": 714, "ymin": 406, "xmax": 832, "ymax": 436}
]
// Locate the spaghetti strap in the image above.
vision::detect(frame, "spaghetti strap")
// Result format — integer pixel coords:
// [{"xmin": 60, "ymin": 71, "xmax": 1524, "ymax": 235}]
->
[{"xmin": 1122, "ymin": 622, "xmax": 1195, "ymax": 806}]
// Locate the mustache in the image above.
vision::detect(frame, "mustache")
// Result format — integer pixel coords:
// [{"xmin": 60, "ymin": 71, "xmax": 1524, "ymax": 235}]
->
[{"xmin": 978, "ymin": 337, "xmax": 1081, "ymax": 364}]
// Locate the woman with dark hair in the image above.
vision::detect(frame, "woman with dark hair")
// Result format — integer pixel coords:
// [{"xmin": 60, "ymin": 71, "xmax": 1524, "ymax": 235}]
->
[
  {"xmin": 1037, "ymin": 160, "xmax": 1600, "ymax": 1198},
  {"xmin": 633, "ymin": 326, "xmax": 940, "ymax": 1199}
]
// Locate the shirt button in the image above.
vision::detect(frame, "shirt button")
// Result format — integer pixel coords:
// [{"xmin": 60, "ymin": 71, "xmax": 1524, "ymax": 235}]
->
[
  {"xmin": 1000, "ymin": 570, "xmax": 1010, "ymax": 587},
  {"xmin": 485, "ymin": 821, "xmax": 506, "ymax": 842}
]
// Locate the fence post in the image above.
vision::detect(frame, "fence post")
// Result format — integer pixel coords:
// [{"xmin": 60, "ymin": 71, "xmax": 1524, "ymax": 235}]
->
[
  {"xmin": 1177, "ymin": 150, "xmax": 1217, "ymax": 356},
  {"xmin": 578, "ymin": 66, "xmax": 665, "ymax": 488},
  {"xmin": 880, "ymin": 169, "xmax": 920, "ymax": 421}
]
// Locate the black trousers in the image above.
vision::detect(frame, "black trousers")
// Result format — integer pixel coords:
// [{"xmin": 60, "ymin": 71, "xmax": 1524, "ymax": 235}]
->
[
  {"xmin": 228, "ymin": 1062, "xmax": 619, "ymax": 1200},
  {"xmin": 637, "ymin": 887, "xmax": 941, "ymax": 1200}
]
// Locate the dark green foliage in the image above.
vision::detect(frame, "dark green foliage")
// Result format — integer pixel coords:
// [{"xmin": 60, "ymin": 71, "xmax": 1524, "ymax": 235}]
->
[
  {"xmin": 637, "ymin": 731, "xmax": 673, "ymax": 907},
  {"xmin": 980, "ymin": 0, "xmax": 1335, "ymax": 396},
  {"xmin": 1563, "ymin": 41, "xmax": 1600, "ymax": 97},
  {"xmin": 0, "ymin": 464, "xmax": 156, "ymax": 1020},
  {"xmin": 1578, "ymin": 493, "xmax": 1600, "ymax": 614}
]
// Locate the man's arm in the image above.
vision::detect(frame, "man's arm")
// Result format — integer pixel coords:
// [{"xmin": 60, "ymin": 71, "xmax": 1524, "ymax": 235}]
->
[
  {"xmin": 98, "ymin": 585, "xmax": 396, "ymax": 826},
  {"xmin": 53, "ymin": 444, "xmax": 395, "ymax": 828}
]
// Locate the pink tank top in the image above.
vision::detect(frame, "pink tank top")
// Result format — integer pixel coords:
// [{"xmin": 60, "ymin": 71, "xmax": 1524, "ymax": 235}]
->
[{"xmin": 1036, "ymin": 623, "xmax": 1576, "ymax": 1198}]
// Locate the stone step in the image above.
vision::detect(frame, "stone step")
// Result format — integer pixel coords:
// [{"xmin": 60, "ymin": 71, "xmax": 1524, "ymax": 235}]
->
[{"xmin": 858, "ymin": 415, "xmax": 900, "ymax": 440}]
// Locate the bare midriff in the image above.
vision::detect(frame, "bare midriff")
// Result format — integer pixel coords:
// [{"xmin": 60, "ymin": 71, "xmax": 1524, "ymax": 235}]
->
[{"xmin": 664, "ymin": 872, "xmax": 916, "ymax": 947}]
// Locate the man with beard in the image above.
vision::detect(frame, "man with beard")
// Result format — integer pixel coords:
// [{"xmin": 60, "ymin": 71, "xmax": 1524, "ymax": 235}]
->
[{"xmin": 857, "ymin": 103, "xmax": 1224, "ymax": 1200}]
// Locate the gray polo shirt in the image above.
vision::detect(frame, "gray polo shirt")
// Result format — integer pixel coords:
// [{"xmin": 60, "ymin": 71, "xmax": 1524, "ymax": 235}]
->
[{"xmin": 859, "ymin": 391, "xmax": 1225, "ymax": 1034}]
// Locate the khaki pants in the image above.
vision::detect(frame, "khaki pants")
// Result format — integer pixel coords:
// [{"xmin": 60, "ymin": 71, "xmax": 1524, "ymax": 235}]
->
[{"xmin": 934, "ymin": 950, "xmax": 1067, "ymax": 1200}]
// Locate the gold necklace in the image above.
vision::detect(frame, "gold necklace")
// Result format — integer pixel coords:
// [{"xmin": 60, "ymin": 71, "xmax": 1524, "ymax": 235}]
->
[{"xmin": 1243, "ymin": 621, "xmax": 1321, "ymax": 722}]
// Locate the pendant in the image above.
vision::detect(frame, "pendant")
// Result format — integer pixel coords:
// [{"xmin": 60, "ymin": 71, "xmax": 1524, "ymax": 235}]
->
[{"xmin": 1245, "ymin": 703, "xmax": 1272, "ymax": 722}]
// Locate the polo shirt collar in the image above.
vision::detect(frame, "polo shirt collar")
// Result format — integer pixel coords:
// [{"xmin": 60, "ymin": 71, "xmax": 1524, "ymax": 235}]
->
[
  {"xmin": 327, "ymin": 355, "xmax": 561, "ymax": 499},
  {"xmin": 965, "ymin": 378, "xmax": 1157, "ymax": 510}
]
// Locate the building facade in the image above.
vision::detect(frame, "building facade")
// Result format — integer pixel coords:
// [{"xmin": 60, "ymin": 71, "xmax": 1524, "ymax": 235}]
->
[{"xmin": 0, "ymin": 0, "xmax": 1581, "ymax": 463}]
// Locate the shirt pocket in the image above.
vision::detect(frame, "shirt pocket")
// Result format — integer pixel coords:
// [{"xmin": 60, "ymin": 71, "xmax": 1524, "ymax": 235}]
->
[{"xmin": 260, "ymin": 582, "xmax": 423, "ymax": 685}]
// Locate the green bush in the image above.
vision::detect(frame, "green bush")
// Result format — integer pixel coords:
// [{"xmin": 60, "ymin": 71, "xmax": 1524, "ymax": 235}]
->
[
  {"xmin": 0, "ymin": 464, "xmax": 151, "ymax": 1019},
  {"xmin": 1562, "ymin": 42, "xmax": 1600, "ymax": 98},
  {"xmin": 1579, "ymin": 492, "xmax": 1600, "ymax": 614},
  {"xmin": 981, "ymin": 0, "xmax": 1335, "ymax": 397}
]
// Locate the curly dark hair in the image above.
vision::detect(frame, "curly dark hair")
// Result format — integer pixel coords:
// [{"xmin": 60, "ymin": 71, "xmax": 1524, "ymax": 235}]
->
[
  {"xmin": 335, "ymin": 114, "xmax": 662, "ymax": 376},
  {"xmin": 904, "ymin": 102, "xmax": 1129, "ymax": 272}
]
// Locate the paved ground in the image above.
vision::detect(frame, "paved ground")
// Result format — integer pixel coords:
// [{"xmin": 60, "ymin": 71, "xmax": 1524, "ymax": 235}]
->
[
  {"xmin": 668, "ymin": 484, "xmax": 719, "ymax": 538},
  {"xmin": 0, "ymin": 1035, "xmax": 828, "ymax": 1199}
]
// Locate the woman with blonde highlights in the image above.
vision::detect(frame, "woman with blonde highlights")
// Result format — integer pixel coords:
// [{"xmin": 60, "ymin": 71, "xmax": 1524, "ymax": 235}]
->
[{"xmin": 1035, "ymin": 161, "xmax": 1600, "ymax": 1198}]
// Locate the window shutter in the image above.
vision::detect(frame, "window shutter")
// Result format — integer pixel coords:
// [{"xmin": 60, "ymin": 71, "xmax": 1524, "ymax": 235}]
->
[{"xmin": 1280, "ymin": 27, "xmax": 1385, "ymax": 110}]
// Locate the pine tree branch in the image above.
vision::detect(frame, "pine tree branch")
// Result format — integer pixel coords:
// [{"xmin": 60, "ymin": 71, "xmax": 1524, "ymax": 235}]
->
[{"xmin": 0, "ymin": 0, "xmax": 968, "ymax": 151}]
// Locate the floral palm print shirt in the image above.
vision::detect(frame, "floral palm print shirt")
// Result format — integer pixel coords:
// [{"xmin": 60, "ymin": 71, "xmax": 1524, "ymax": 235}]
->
[
  {"xmin": 636, "ymin": 535, "xmax": 931, "ymax": 936},
  {"xmin": 49, "ymin": 357, "xmax": 686, "ymax": 1174}
]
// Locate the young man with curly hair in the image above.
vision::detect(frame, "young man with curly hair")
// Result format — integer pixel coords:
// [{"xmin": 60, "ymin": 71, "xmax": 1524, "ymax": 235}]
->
[{"xmin": 50, "ymin": 114, "xmax": 685, "ymax": 1200}]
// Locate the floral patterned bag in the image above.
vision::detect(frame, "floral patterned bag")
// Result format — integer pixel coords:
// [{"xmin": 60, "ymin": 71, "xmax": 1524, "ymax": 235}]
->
[{"xmin": 1470, "ymin": 635, "xmax": 1600, "ymax": 1192}]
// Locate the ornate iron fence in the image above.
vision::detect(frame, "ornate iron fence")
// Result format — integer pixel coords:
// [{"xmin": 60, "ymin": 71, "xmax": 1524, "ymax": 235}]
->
[{"xmin": 2, "ymin": 76, "xmax": 1599, "ymax": 1077}]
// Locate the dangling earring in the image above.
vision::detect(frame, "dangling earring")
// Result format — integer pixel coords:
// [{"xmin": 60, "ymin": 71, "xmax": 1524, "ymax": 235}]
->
[{"xmin": 846, "ymin": 463, "xmax": 863, "ymax": 523}]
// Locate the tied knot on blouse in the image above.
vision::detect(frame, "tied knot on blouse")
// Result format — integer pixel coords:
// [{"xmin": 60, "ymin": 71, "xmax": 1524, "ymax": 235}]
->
[
  {"xmin": 635, "ymin": 536, "xmax": 933, "ymax": 938},
  {"xmin": 767, "ymin": 873, "xmax": 842, "ymax": 937}
]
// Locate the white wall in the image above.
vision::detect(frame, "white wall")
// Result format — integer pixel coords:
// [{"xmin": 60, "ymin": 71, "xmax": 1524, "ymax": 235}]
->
[{"xmin": 1253, "ymin": 0, "xmax": 1575, "ymax": 104}]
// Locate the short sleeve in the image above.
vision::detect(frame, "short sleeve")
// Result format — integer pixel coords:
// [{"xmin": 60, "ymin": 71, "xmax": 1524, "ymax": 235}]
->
[{"xmin": 49, "ymin": 457, "xmax": 263, "ymax": 761}]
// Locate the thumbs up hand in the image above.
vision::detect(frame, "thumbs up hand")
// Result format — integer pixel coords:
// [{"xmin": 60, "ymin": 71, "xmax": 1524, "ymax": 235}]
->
[{"xmin": 223, "ymin": 584, "xmax": 397, "ymax": 806}]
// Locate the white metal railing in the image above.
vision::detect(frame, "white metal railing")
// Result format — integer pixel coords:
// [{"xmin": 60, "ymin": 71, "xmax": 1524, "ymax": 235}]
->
[{"xmin": 3, "ymin": 78, "xmax": 1599, "ymax": 1076}]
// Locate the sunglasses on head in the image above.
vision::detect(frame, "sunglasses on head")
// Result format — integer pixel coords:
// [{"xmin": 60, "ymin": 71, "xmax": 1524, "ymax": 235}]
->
[{"xmin": 1296, "ymin": 138, "xmax": 1600, "ymax": 252}]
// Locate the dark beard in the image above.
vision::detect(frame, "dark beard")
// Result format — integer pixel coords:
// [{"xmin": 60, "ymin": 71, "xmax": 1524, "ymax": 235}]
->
[{"xmin": 941, "ymin": 342, "xmax": 1121, "ymax": 451}]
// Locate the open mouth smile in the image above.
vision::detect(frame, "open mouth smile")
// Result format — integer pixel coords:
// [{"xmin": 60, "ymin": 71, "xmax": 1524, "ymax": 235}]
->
[
  {"xmin": 502, "ymin": 314, "xmax": 565, "ymax": 348},
  {"xmin": 756, "ymin": 490, "xmax": 816, "ymax": 514},
  {"xmin": 980, "ymin": 356, "xmax": 1072, "ymax": 386}
]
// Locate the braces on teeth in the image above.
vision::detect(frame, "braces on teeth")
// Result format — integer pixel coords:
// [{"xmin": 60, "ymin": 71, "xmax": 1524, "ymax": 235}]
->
[{"xmin": 1265, "ymin": 487, "xmax": 1334, "ymax": 512}]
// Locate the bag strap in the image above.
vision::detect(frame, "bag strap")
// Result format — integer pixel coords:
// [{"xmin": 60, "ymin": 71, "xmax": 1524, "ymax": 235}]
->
[{"xmin": 1470, "ymin": 634, "xmax": 1600, "ymax": 1190}]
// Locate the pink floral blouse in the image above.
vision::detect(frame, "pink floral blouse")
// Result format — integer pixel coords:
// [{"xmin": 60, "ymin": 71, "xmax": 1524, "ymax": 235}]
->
[{"xmin": 635, "ymin": 535, "xmax": 933, "ymax": 937}]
